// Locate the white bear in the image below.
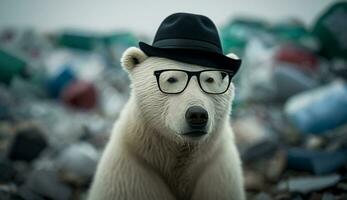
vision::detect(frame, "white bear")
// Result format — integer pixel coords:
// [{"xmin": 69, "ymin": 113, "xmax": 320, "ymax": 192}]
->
[{"xmin": 88, "ymin": 47, "xmax": 245, "ymax": 200}]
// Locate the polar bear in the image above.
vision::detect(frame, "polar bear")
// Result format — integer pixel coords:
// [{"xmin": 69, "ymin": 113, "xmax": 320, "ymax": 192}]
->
[{"xmin": 88, "ymin": 47, "xmax": 245, "ymax": 200}]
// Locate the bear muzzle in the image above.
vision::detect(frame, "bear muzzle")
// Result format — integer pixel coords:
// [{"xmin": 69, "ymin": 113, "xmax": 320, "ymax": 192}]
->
[{"xmin": 183, "ymin": 106, "xmax": 208, "ymax": 137}]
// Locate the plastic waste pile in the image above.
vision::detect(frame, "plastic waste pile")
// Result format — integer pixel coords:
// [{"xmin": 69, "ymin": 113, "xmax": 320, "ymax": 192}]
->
[
  {"xmin": 0, "ymin": 2, "xmax": 346, "ymax": 200},
  {"xmin": 0, "ymin": 28, "xmax": 137, "ymax": 199},
  {"xmin": 227, "ymin": 2, "xmax": 347, "ymax": 200}
]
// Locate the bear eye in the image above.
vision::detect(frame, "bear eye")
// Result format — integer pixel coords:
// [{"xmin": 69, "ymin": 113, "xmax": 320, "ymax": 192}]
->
[
  {"xmin": 167, "ymin": 77, "xmax": 177, "ymax": 83},
  {"xmin": 205, "ymin": 77, "xmax": 214, "ymax": 83}
]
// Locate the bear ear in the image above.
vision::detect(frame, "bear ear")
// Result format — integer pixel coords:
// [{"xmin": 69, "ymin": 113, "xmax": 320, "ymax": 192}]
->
[
  {"xmin": 226, "ymin": 52, "xmax": 240, "ymax": 60},
  {"xmin": 121, "ymin": 47, "xmax": 148, "ymax": 71}
]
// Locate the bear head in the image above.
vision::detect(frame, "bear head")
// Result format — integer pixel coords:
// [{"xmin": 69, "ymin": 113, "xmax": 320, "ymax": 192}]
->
[{"xmin": 121, "ymin": 47, "xmax": 238, "ymax": 143}]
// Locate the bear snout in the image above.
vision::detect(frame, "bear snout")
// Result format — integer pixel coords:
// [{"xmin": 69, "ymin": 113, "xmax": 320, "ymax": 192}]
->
[{"xmin": 185, "ymin": 106, "xmax": 208, "ymax": 129}]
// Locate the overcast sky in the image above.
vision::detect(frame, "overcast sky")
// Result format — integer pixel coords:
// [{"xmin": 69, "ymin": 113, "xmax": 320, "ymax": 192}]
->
[{"xmin": 0, "ymin": 0, "xmax": 337, "ymax": 37}]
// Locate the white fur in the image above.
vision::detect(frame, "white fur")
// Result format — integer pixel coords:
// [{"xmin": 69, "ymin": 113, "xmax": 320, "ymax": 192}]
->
[
  {"xmin": 226, "ymin": 53, "xmax": 239, "ymax": 60},
  {"xmin": 88, "ymin": 47, "xmax": 245, "ymax": 200},
  {"xmin": 121, "ymin": 47, "xmax": 148, "ymax": 71}
]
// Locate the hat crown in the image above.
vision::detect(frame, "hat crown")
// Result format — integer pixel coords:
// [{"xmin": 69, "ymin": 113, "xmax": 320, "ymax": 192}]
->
[
  {"xmin": 153, "ymin": 13, "xmax": 222, "ymax": 51},
  {"xmin": 139, "ymin": 13, "xmax": 241, "ymax": 73}
]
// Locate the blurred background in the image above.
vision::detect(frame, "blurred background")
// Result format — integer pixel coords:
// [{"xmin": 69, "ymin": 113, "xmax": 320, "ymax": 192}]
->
[{"xmin": 0, "ymin": 0, "xmax": 346, "ymax": 200}]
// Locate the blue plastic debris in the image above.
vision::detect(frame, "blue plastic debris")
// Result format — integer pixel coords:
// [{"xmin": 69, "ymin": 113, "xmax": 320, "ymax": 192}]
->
[
  {"xmin": 46, "ymin": 67, "xmax": 76, "ymax": 98},
  {"xmin": 285, "ymin": 80, "xmax": 347, "ymax": 134},
  {"xmin": 287, "ymin": 148, "xmax": 347, "ymax": 174}
]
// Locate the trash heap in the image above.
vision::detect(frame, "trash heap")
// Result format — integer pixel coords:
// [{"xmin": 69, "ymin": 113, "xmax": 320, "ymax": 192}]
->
[
  {"xmin": 226, "ymin": 2, "xmax": 347, "ymax": 200},
  {"xmin": 0, "ymin": 29, "xmax": 138, "ymax": 199},
  {"xmin": 0, "ymin": 2, "xmax": 346, "ymax": 200}
]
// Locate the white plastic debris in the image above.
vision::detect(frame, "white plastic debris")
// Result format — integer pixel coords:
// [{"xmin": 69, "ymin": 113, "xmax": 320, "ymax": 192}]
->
[
  {"xmin": 56, "ymin": 142, "xmax": 99, "ymax": 181},
  {"xmin": 277, "ymin": 174, "xmax": 341, "ymax": 193}
]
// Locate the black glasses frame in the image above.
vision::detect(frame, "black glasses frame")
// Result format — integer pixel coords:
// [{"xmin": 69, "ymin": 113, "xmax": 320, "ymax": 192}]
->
[{"xmin": 153, "ymin": 69, "xmax": 234, "ymax": 94}]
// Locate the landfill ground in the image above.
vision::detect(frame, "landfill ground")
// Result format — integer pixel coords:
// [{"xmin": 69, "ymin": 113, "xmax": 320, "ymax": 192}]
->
[{"xmin": 0, "ymin": 2, "xmax": 347, "ymax": 200}]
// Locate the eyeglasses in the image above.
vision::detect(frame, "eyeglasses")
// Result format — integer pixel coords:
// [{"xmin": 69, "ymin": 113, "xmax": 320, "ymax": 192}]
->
[{"xmin": 153, "ymin": 69, "xmax": 234, "ymax": 94}]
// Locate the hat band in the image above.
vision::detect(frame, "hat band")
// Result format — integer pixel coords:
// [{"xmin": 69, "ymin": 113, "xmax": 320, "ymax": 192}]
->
[{"xmin": 153, "ymin": 38, "xmax": 222, "ymax": 54}]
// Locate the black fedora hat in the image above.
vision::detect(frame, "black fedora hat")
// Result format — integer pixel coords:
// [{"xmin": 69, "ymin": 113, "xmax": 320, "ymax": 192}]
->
[{"xmin": 139, "ymin": 13, "xmax": 241, "ymax": 73}]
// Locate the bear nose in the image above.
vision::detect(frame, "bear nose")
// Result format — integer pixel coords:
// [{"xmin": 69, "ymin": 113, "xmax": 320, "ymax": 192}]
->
[{"xmin": 185, "ymin": 106, "xmax": 208, "ymax": 129}]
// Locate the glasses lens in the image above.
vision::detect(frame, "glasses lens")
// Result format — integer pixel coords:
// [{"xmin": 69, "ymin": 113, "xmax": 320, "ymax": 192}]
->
[
  {"xmin": 200, "ymin": 71, "xmax": 230, "ymax": 94},
  {"xmin": 158, "ymin": 70, "xmax": 188, "ymax": 93}
]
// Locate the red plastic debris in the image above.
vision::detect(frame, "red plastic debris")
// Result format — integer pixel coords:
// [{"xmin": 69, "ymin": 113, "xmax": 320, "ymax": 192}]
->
[
  {"xmin": 61, "ymin": 80, "xmax": 97, "ymax": 109},
  {"xmin": 275, "ymin": 44, "xmax": 318, "ymax": 72}
]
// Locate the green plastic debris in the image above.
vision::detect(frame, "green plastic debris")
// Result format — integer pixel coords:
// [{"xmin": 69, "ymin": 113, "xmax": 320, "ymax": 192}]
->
[
  {"xmin": 102, "ymin": 32, "xmax": 138, "ymax": 47},
  {"xmin": 220, "ymin": 18, "xmax": 268, "ymax": 56},
  {"xmin": 0, "ymin": 49, "xmax": 26, "ymax": 84},
  {"xmin": 57, "ymin": 31, "xmax": 138, "ymax": 52},
  {"xmin": 312, "ymin": 2, "xmax": 347, "ymax": 59},
  {"xmin": 270, "ymin": 20, "xmax": 308, "ymax": 41},
  {"xmin": 57, "ymin": 32, "xmax": 102, "ymax": 51},
  {"xmin": 270, "ymin": 19, "xmax": 318, "ymax": 50}
]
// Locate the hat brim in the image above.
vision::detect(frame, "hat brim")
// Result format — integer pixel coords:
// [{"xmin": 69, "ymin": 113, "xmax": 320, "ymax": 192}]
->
[{"xmin": 139, "ymin": 42, "xmax": 241, "ymax": 74}]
